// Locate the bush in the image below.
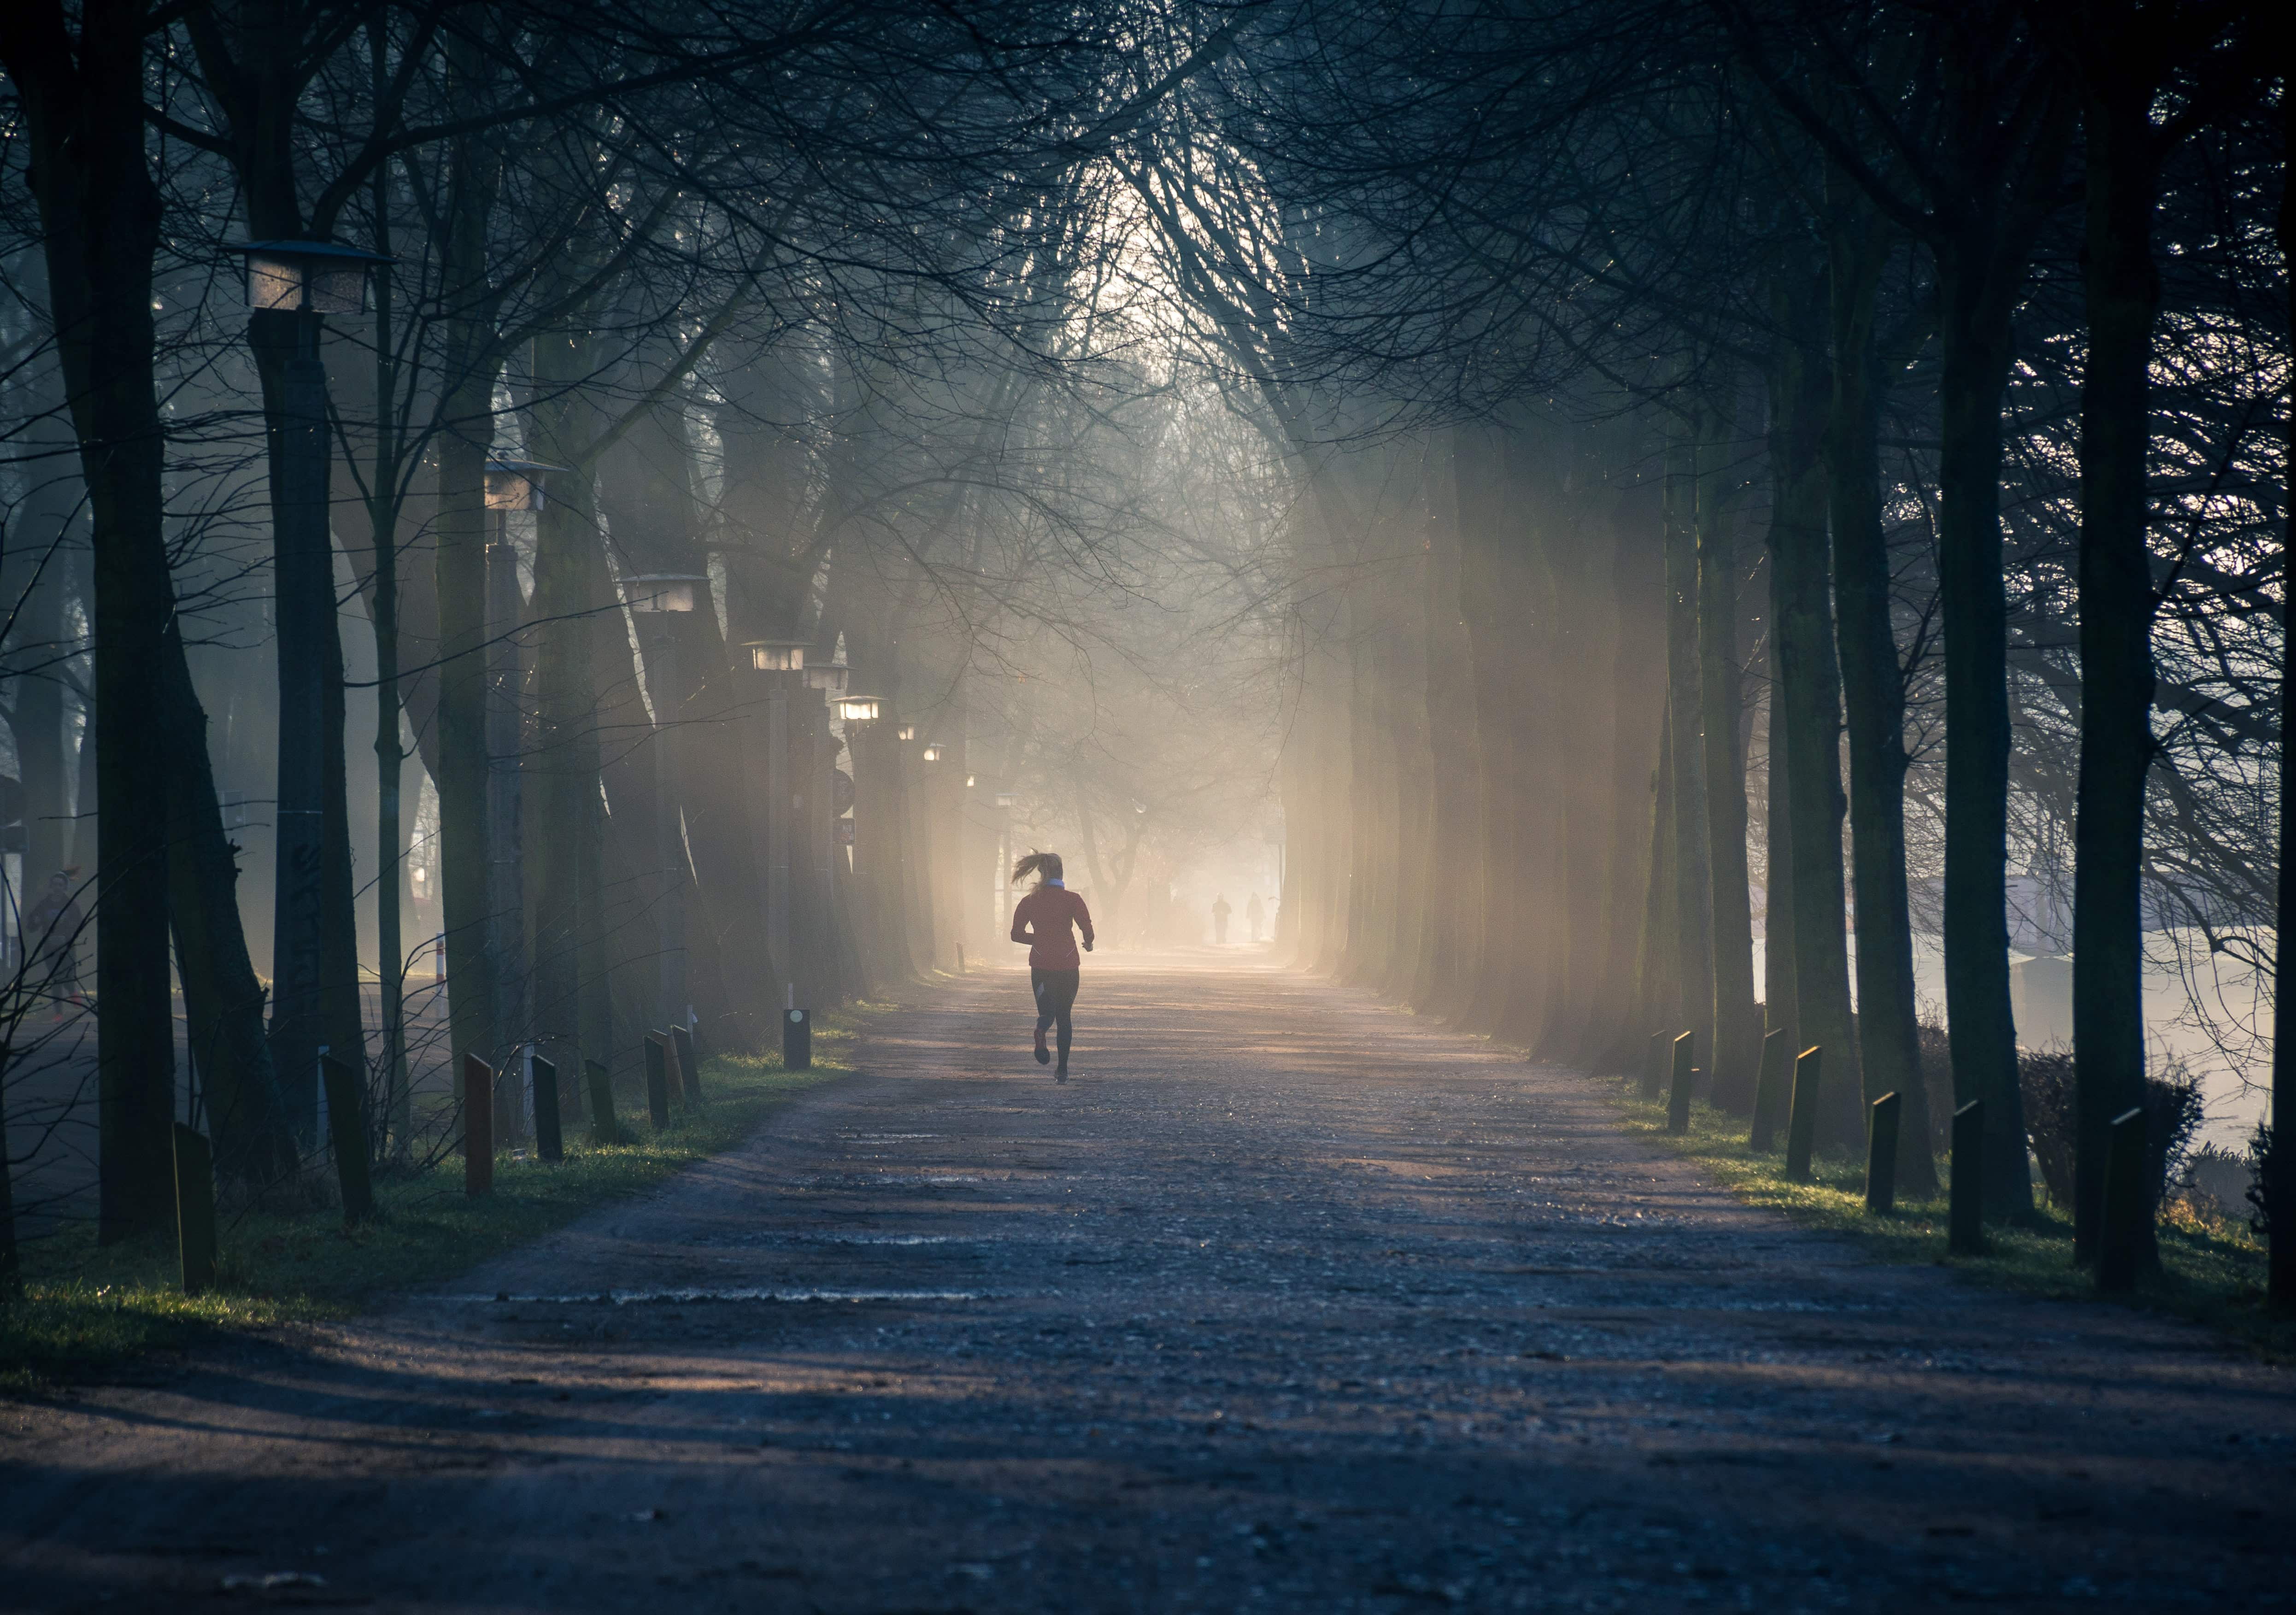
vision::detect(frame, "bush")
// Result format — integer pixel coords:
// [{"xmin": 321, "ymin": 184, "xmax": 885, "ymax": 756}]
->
[
  {"xmin": 2183, "ymin": 1140, "xmax": 2255, "ymax": 1222},
  {"xmin": 1916, "ymin": 1016, "xmax": 1955, "ymax": 1153},
  {"xmin": 2019, "ymin": 1046, "xmax": 2077, "ymax": 1207},
  {"xmin": 2018, "ymin": 1044, "xmax": 2202, "ymax": 1216}
]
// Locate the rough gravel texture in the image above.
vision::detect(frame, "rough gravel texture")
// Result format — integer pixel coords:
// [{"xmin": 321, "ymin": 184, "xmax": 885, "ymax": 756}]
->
[{"xmin": 4, "ymin": 960, "xmax": 2292, "ymax": 1613}]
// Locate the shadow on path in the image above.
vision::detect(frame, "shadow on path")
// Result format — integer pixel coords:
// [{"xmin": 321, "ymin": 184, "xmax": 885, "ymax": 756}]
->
[{"xmin": 2, "ymin": 963, "xmax": 2288, "ymax": 1610}]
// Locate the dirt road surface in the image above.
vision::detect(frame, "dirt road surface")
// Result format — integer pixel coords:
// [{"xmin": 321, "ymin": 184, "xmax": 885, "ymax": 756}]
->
[{"xmin": 5, "ymin": 959, "xmax": 2290, "ymax": 1612}]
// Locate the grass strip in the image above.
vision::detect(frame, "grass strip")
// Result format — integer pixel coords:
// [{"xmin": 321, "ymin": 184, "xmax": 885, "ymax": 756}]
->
[
  {"xmin": 1, "ymin": 1025, "xmax": 857, "ymax": 1393},
  {"xmin": 1603, "ymin": 1078, "xmax": 2292, "ymax": 1358}
]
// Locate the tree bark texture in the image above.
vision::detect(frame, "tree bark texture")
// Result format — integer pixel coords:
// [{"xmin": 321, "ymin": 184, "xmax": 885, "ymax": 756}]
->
[
  {"xmin": 1768, "ymin": 258, "xmax": 1863, "ymax": 1145},
  {"xmin": 2070, "ymin": 43, "xmax": 2164, "ymax": 1270},
  {"xmin": 1825, "ymin": 182, "xmax": 1938, "ymax": 1196},
  {"xmin": 1663, "ymin": 439, "xmax": 1715, "ymax": 1069},
  {"xmin": 1697, "ymin": 408, "xmax": 1760, "ymax": 1112},
  {"xmin": 2, "ymin": 0, "xmax": 181, "ymax": 1241}
]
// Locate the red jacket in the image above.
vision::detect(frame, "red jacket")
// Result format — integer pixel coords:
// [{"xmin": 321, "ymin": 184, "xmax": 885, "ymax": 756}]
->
[{"xmin": 1011, "ymin": 885, "xmax": 1094, "ymax": 970}]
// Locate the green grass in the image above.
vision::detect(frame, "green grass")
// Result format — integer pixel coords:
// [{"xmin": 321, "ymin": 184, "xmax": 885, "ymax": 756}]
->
[
  {"xmin": 0, "ymin": 1023, "xmax": 860, "ymax": 1392},
  {"xmin": 1604, "ymin": 1078, "xmax": 2293, "ymax": 1357}
]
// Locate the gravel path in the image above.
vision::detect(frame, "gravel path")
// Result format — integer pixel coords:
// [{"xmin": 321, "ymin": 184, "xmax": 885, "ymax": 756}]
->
[{"xmin": 5, "ymin": 958, "xmax": 2291, "ymax": 1612}]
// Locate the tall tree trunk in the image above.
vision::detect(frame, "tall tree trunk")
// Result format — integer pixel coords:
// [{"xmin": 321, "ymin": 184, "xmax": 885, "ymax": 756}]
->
[
  {"xmin": 1664, "ymin": 437, "xmax": 1715, "ymax": 1066},
  {"xmin": 2, "ymin": 0, "xmax": 180, "ymax": 1240},
  {"xmin": 1421, "ymin": 432, "xmax": 1485, "ymax": 1020},
  {"xmin": 527, "ymin": 326, "xmax": 608, "ymax": 1102},
  {"xmin": 161, "ymin": 620, "xmax": 293, "ymax": 1186},
  {"xmin": 1769, "ymin": 255, "xmax": 1862, "ymax": 1144},
  {"xmin": 2069, "ymin": 41, "xmax": 2164, "ymax": 1270},
  {"xmin": 1826, "ymin": 188, "xmax": 1938, "ymax": 1197},
  {"xmin": 1935, "ymin": 249, "xmax": 2034, "ymax": 1217},
  {"xmin": 250, "ymin": 307, "xmax": 361, "ymax": 1135},
  {"xmin": 2272, "ymin": 76, "xmax": 2296, "ymax": 1303},
  {"xmin": 1638, "ymin": 692, "xmax": 1681, "ymax": 1041},
  {"xmin": 434, "ymin": 94, "xmax": 507, "ymax": 1087},
  {"xmin": 1591, "ymin": 473, "xmax": 1666, "ymax": 1068},
  {"xmin": 1698, "ymin": 402, "xmax": 1760, "ymax": 1111},
  {"xmin": 1762, "ymin": 662, "xmax": 1798, "ymax": 1043}
]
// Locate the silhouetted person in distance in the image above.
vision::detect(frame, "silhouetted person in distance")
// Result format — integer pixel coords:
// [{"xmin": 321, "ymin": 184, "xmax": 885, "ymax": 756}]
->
[
  {"xmin": 23, "ymin": 868, "xmax": 85, "ymax": 1014},
  {"xmin": 1009, "ymin": 851, "xmax": 1093, "ymax": 1082},
  {"xmin": 1245, "ymin": 892, "xmax": 1264, "ymax": 943},
  {"xmin": 1211, "ymin": 893, "xmax": 1232, "ymax": 944}
]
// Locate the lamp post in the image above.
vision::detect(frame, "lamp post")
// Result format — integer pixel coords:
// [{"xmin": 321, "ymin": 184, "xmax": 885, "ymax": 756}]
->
[
  {"xmin": 628, "ymin": 573, "xmax": 707, "ymax": 1039},
  {"xmin": 230, "ymin": 239, "xmax": 388, "ymax": 1137},
  {"xmin": 802, "ymin": 638, "xmax": 850, "ymax": 999},
  {"xmin": 993, "ymin": 790, "xmax": 1018, "ymax": 931},
  {"xmin": 480, "ymin": 462, "xmax": 561, "ymax": 1119},
  {"xmin": 743, "ymin": 638, "xmax": 808, "ymax": 994}
]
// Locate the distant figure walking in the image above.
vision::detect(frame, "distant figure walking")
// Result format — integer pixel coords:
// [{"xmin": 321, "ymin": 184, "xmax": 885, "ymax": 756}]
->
[
  {"xmin": 1009, "ymin": 852, "xmax": 1094, "ymax": 1082},
  {"xmin": 1211, "ymin": 893, "xmax": 1232, "ymax": 945},
  {"xmin": 1245, "ymin": 892, "xmax": 1265, "ymax": 943},
  {"xmin": 23, "ymin": 868, "xmax": 85, "ymax": 1013}
]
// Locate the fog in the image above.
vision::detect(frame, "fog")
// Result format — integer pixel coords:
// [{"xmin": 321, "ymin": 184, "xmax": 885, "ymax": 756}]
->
[{"xmin": 0, "ymin": 0, "xmax": 2284, "ymax": 1266}]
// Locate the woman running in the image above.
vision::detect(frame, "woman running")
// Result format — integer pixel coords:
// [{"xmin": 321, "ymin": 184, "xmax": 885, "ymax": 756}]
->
[{"xmin": 1009, "ymin": 852, "xmax": 1093, "ymax": 1081}]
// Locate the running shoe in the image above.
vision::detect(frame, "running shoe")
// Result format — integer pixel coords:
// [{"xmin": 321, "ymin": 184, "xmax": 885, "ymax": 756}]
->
[
  {"xmin": 1055, "ymin": 1061, "xmax": 1069, "ymax": 1084},
  {"xmin": 1034, "ymin": 1026, "xmax": 1051, "ymax": 1065}
]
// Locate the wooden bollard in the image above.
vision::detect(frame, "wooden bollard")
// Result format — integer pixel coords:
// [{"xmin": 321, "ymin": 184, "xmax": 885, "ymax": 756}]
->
[
  {"xmin": 173, "ymin": 1124, "xmax": 217, "ymax": 1296},
  {"xmin": 2097, "ymin": 1105, "xmax": 2148, "ymax": 1292},
  {"xmin": 1865, "ymin": 1091, "xmax": 1901, "ymax": 1215},
  {"xmin": 321, "ymin": 1055, "xmax": 373, "ymax": 1223},
  {"xmin": 1640, "ymin": 1032, "xmax": 1668, "ymax": 1100},
  {"xmin": 532, "ymin": 1053, "xmax": 564, "ymax": 1163},
  {"xmin": 643, "ymin": 1034, "xmax": 673, "ymax": 1129},
  {"xmin": 1949, "ymin": 1100, "xmax": 1985, "ymax": 1254},
  {"xmin": 585, "ymin": 1058, "xmax": 622, "ymax": 1145},
  {"xmin": 1666, "ymin": 1033, "xmax": 1695, "ymax": 1134},
  {"xmin": 464, "ymin": 1053, "xmax": 494, "ymax": 1196},
  {"xmin": 1749, "ymin": 1029, "xmax": 1789, "ymax": 1152},
  {"xmin": 671, "ymin": 1025, "xmax": 703, "ymax": 1104},
  {"xmin": 1784, "ymin": 1045, "xmax": 1822, "ymax": 1183},
  {"xmin": 784, "ymin": 1006, "xmax": 813, "ymax": 1072}
]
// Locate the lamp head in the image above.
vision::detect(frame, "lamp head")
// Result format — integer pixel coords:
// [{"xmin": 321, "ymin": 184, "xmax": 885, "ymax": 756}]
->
[
  {"xmin": 484, "ymin": 459, "xmax": 567, "ymax": 512},
  {"xmin": 231, "ymin": 239, "xmax": 390, "ymax": 316},
  {"xmin": 626, "ymin": 573, "xmax": 706, "ymax": 614}
]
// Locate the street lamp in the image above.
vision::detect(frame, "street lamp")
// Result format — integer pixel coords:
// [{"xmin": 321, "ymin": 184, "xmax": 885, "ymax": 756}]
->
[
  {"xmin": 627, "ymin": 572, "xmax": 705, "ymax": 1039},
  {"xmin": 921, "ymin": 743, "xmax": 944, "ymax": 763},
  {"xmin": 745, "ymin": 637, "xmax": 812, "ymax": 979},
  {"xmin": 230, "ymin": 238, "xmax": 389, "ymax": 1139},
  {"xmin": 897, "ymin": 724, "xmax": 915, "ymax": 741},
  {"xmin": 232, "ymin": 239, "xmax": 391, "ymax": 315},
  {"xmin": 836, "ymin": 694, "xmax": 882, "ymax": 724},
  {"xmin": 627, "ymin": 572, "xmax": 705, "ymax": 616},
  {"xmin": 485, "ymin": 458, "xmax": 564, "ymax": 512},
  {"xmin": 804, "ymin": 634, "xmax": 850, "ymax": 697},
  {"xmin": 992, "ymin": 791, "xmax": 1018, "ymax": 928}
]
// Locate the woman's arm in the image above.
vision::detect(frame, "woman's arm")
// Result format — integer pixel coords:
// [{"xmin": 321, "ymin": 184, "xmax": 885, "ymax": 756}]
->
[
  {"xmin": 1010, "ymin": 904, "xmax": 1034, "ymax": 945},
  {"xmin": 1075, "ymin": 896, "xmax": 1095, "ymax": 952}
]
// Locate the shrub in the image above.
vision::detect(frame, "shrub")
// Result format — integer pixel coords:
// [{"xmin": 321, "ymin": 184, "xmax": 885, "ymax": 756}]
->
[
  {"xmin": 2018, "ymin": 1045, "xmax": 2202, "ymax": 1216},
  {"xmin": 2019, "ymin": 1046, "xmax": 2078, "ymax": 1208},
  {"xmin": 1916, "ymin": 1016, "xmax": 1955, "ymax": 1153}
]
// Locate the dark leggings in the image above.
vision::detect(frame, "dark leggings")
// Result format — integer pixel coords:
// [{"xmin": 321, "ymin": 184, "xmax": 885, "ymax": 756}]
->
[{"xmin": 1032, "ymin": 967, "xmax": 1080, "ymax": 1064}]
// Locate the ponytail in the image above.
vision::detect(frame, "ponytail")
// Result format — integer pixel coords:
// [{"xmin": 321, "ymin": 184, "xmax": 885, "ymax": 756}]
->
[{"xmin": 1012, "ymin": 850, "xmax": 1064, "ymax": 887}]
